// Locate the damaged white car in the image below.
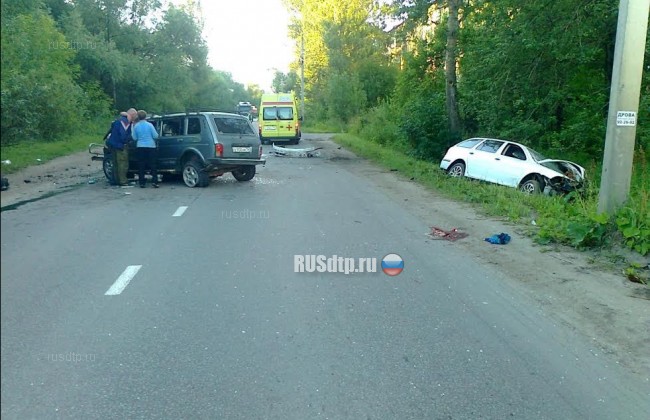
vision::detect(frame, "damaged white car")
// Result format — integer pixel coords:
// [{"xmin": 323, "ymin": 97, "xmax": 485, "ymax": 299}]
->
[{"xmin": 440, "ymin": 138, "xmax": 585, "ymax": 195}]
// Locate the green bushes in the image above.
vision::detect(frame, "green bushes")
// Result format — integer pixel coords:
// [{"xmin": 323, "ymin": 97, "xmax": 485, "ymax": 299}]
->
[
  {"xmin": 350, "ymin": 73, "xmax": 450, "ymax": 162},
  {"xmin": 398, "ymin": 90, "xmax": 449, "ymax": 161},
  {"xmin": 616, "ymin": 151, "xmax": 650, "ymax": 255},
  {"xmin": 1, "ymin": 12, "xmax": 86, "ymax": 145},
  {"xmin": 349, "ymin": 101, "xmax": 404, "ymax": 147}
]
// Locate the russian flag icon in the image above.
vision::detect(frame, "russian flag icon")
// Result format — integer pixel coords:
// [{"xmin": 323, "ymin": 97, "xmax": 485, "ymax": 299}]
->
[{"xmin": 381, "ymin": 254, "xmax": 404, "ymax": 276}]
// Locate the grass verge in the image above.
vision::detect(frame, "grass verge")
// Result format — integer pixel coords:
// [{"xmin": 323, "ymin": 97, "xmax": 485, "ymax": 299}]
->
[{"xmin": 1, "ymin": 130, "xmax": 104, "ymax": 175}]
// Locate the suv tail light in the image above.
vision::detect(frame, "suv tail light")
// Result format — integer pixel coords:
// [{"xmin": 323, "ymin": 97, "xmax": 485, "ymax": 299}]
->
[
  {"xmin": 259, "ymin": 145, "xmax": 263, "ymax": 157},
  {"xmin": 216, "ymin": 143, "xmax": 223, "ymax": 157}
]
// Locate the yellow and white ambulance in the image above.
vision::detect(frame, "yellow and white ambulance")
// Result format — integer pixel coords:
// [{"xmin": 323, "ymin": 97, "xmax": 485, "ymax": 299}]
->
[{"xmin": 258, "ymin": 93, "xmax": 302, "ymax": 145}]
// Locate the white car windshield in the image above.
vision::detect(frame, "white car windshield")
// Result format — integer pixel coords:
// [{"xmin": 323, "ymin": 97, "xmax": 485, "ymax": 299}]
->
[{"xmin": 528, "ymin": 148, "xmax": 547, "ymax": 162}]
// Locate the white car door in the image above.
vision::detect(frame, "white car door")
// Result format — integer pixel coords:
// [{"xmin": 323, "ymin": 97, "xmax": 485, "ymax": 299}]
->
[
  {"xmin": 489, "ymin": 143, "xmax": 531, "ymax": 187},
  {"xmin": 465, "ymin": 139, "xmax": 505, "ymax": 181}
]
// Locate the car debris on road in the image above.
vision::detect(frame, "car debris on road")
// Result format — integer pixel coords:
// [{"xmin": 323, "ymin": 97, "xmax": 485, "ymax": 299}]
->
[
  {"xmin": 428, "ymin": 226, "xmax": 469, "ymax": 241},
  {"xmin": 271, "ymin": 144, "xmax": 322, "ymax": 158}
]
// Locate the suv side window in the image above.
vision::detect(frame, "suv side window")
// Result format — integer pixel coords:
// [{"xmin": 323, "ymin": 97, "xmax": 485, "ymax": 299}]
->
[
  {"xmin": 161, "ymin": 117, "xmax": 184, "ymax": 136},
  {"xmin": 187, "ymin": 117, "xmax": 202, "ymax": 135}
]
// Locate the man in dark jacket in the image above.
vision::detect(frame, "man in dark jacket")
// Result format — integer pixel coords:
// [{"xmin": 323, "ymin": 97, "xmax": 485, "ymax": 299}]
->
[{"xmin": 107, "ymin": 108, "xmax": 137, "ymax": 186}]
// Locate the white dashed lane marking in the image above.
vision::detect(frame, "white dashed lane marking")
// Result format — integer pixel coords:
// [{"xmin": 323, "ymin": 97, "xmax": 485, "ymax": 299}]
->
[
  {"xmin": 105, "ymin": 265, "xmax": 142, "ymax": 296},
  {"xmin": 173, "ymin": 206, "xmax": 188, "ymax": 217},
  {"xmin": 105, "ymin": 206, "xmax": 187, "ymax": 295}
]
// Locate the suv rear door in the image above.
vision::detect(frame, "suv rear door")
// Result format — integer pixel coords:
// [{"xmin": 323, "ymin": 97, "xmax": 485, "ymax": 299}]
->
[
  {"xmin": 185, "ymin": 115, "xmax": 212, "ymax": 160},
  {"xmin": 213, "ymin": 115, "xmax": 259, "ymax": 159}
]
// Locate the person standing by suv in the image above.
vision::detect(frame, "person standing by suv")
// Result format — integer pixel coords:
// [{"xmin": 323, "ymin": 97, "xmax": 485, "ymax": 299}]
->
[
  {"xmin": 107, "ymin": 108, "xmax": 137, "ymax": 186},
  {"xmin": 131, "ymin": 110, "xmax": 159, "ymax": 188}
]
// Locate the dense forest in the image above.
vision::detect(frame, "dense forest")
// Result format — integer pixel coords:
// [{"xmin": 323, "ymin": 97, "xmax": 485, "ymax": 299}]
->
[
  {"xmin": 283, "ymin": 0, "xmax": 649, "ymax": 165},
  {"xmin": 0, "ymin": 0, "xmax": 263, "ymax": 146},
  {"xmin": 1, "ymin": 0, "xmax": 648, "ymax": 164}
]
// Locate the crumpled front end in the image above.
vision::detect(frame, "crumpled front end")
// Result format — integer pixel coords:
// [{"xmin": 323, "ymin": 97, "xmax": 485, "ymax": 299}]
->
[{"xmin": 539, "ymin": 160, "xmax": 586, "ymax": 195}]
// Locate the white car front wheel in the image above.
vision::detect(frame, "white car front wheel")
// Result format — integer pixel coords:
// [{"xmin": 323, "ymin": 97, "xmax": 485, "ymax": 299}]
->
[
  {"xmin": 520, "ymin": 179, "xmax": 542, "ymax": 194},
  {"xmin": 447, "ymin": 162, "xmax": 465, "ymax": 177}
]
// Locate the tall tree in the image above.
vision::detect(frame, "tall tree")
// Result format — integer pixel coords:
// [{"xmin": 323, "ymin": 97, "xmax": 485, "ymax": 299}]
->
[
  {"xmin": 444, "ymin": 0, "xmax": 461, "ymax": 144},
  {"xmin": 272, "ymin": 70, "xmax": 299, "ymax": 93},
  {"xmin": 284, "ymin": 0, "xmax": 394, "ymax": 121}
]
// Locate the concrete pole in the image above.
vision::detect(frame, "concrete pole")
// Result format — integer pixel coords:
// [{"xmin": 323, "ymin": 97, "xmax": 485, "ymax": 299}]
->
[
  {"xmin": 301, "ymin": 28, "xmax": 305, "ymax": 121},
  {"xmin": 597, "ymin": 0, "xmax": 650, "ymax": 214}
]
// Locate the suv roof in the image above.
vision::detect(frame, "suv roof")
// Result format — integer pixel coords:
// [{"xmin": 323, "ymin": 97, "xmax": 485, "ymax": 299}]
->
[{"xmin": 150, "ymin": 111, "xmax": 245, "ymax": 118}]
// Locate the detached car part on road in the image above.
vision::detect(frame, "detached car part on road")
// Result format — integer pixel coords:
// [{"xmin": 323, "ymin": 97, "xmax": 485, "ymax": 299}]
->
[
  {"xmin": 90, "ymin": 111, "xmax": 265, "ymax": 188},
  {"xmin": 440, "ymin": 138, "xmax": 585, "ymax": 195},
  {"xmin": 271, "ymin": 144, "xmax": 322, "ymax": 158}
]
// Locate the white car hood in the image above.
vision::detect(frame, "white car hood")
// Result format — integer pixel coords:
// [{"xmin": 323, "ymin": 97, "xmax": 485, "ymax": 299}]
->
[{"xmin": 538, "ymin": 159, "xmax": 585, "ymax": 182}]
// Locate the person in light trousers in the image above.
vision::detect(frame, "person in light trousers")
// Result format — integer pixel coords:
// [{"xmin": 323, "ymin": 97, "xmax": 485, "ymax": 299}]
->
[{"xmin": 131, "ymin": 110, "xmax": 160, "ymax": 188}]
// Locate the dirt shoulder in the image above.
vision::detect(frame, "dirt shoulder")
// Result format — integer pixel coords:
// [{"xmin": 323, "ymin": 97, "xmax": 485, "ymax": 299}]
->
[
  {"xmin": 2, "ymin": 139, "xmax": 649, "ymax": 379},
  {"xmin": 1, "ymin": 151, "xmax": 103, "ymax": 208}
]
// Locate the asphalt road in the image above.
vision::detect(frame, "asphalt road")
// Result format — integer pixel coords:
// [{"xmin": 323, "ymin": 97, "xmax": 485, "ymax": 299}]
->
[{"xmin": 2, "ymin": 135, "xmax": 649, "ymax": 419}]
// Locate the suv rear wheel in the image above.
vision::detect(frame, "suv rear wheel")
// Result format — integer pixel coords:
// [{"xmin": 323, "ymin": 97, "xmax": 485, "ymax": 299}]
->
[
  {"xmin": 182, "ymin": 159, "xmax": 209, "ymax": 188},
  {"xmin": 232, "ymin": 165, "xmax": 256, "ymax": 181}
]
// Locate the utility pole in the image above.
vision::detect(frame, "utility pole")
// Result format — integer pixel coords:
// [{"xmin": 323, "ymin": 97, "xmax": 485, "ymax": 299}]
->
[
  {"xmin": 300, "ymin": 26, "xmax": 305, "ymax": 121},
  {"xmin": 597, "ymin": 0, "xmax": 650, "ymax": 214}
]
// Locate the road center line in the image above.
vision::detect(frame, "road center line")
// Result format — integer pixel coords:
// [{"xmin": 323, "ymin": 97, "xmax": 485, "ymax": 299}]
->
[
  {"xmin": 105, "ymin": 265, "xmax": 142, "ymax": 296},
  {"xmin": 173, "ymin": 206, "xmax": 188, "ymax": 217}
]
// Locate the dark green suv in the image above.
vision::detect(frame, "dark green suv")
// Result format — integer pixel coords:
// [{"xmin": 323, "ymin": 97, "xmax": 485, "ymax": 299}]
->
[{"xmin": 93, "ymin": 111, "xmax": 265, "ymax": 188}]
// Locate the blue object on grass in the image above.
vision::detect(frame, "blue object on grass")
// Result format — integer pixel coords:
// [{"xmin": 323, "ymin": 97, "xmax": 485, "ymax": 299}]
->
[{"xmin": 485, "ymin": 233, "xmax": 511, "ymax": 244}]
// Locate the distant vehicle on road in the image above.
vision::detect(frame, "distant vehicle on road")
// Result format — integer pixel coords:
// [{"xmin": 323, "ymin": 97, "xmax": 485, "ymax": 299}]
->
[{"xmin": 236, "ymin": 101, "xmax": 254, "ymax": 122}]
